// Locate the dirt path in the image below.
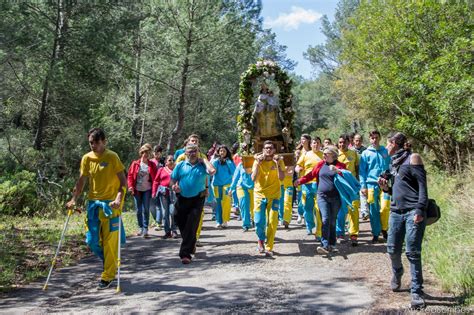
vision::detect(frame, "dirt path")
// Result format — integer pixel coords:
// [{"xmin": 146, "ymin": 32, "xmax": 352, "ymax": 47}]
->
[{"xmin": 0, "ymin": 207, "xmax": 461, "ymax": 314}]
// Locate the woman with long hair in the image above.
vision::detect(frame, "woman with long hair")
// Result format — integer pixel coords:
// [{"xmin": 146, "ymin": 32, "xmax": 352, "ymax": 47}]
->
[{"xmin": 211, "ymin": 145, "xmax": 236, "ymax": 228}]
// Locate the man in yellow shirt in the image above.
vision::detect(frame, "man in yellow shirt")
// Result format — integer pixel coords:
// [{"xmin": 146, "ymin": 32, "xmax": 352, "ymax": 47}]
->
[
  {"xmin": 67, "ymin": 128, "xmax": 127, "ymax": 290},
  {"xmin": 295, "ymin": 138, "xmax": 323, "ymax": 237},
  {"xmin": 251, "ymin": 140, "xmax": 285, "ymax": 256},
  {"xmin": 336, "ymin": 134, "xmax": 360, "ymax": 246}
]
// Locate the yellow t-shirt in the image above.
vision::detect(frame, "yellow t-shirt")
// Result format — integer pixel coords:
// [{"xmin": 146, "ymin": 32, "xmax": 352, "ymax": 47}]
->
[
  {"xmin": 175, "ymin": 151, "xmax": 207, "ymax": 163},
  {"xmin": 253, "ymin": 159, "xmax": 286, "ymax": 199},
  {"xmin": 281, "ymin": 167, "xmax": 294, "ymax": 187},
  {"xmin": 80, "ymin": 149, "xmax": 125, "ymax": 200},
  {"xmin": 338, "ymin": 149, "xmax": 359, "ymax": 177},
  {"xmin": 297, "ymin": 150, "xmax": 323, "ymax": 183}
]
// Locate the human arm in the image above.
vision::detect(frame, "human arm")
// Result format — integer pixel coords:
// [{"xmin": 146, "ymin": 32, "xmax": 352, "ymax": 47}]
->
[
  {"xmin": 66, "ymin": 175, "xmax": 87, "ymax": 209},
  {"xmin": 275, "ymin": 156, "xmax": 285, "ymax": 181},
  {"xmin": 296, "ymin": 161, "xmax": 321, "ymax": 186},
  {"xmin": 229, "ymin": 164, "xmax": 242, "ymax": 194},
  {"xmin": 202, "ymin": 157, "xmax": 216, "ymax": 176},
  {"xmin": 359, "ymin": 153, "xmax": 368, "ymax": 196},
  {"xmin": 251, "ymin": 155, "xmax": 263, "ymax": 182},
  {"xmin": 109, "ymin": 171, "xmax": 127, "ymax": 209},
  {"xmin": 410, "ymin": 153, "xmax": 427, "ymax": 223},
  {"xmin": 127, "ymin": 162, "xmax": 135, "ymax": 195}
]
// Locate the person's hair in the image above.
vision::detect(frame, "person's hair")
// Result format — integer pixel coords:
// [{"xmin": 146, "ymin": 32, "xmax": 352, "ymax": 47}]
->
[
  {"xmin": 231, "ymin": 142, "xmax": 239, "ymax": 155},
  {"xmin": 188, "ymin": 134, "xmax": 200, "ymax": 141},
  {"xmin": 139, "ymin": 143, "xmax": 153, "ymax": 155},
  {"xmin": 217, "ymin": 145, "xmax": 232, "ymax": 160},
  {"xmin": 354, "ymin": 133, "xmax": 363, "ymax": 140},
  {"xmin": 165, "ymin": 154, "xmax": 174, "ymax": 162},
  {"xmin": 369, "ymin": 130, "xmax": 381, "ymax": 137},
  {"xmin": 88, "ymin": 128, "xmax": 106, "ymax": 142},
  {"xmin": 323, "ymin": 138, "xmax": 332, "ymax": 143},
  {"xmin": 339, "ymin": 134, "xmax": 350, "ymax": 143},
  {"xmin": 263, "ymin": 140, "xmax": 274, "ymax": 148},
  {"xmin": 323, "ymin": 145, "xmax": 339, "ymax": 158},
  {"xmin": 389, "ymin": 132, "xmax": 408, "ymax": 149},
  {"xmin": 314, "ymin": 136, "xmax": 322, "ymax": 143},
  {"xmin": 348, "ymin": 132, "xmax": 356, "ymax": 139},
  {"xmin": 301, "ymin": 134, "xmax": 311, "ymax": 141},
  {"xmin": 153, "ymin": 145, "xmax": 163, "ymax": 153}
]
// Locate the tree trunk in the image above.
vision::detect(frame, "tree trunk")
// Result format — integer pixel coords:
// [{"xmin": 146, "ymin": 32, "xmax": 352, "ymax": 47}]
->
[
  {"xmin": 139, "ymin": 88, "xmax": 148, "ymax": 147},
  {"xmin": 33, "ymin": 0, "xmax": 66, "ymax": 150},
  {"xmin": 132, "ymin": 21, "xmax": 142, "ymax": 143},
  {"xmin": 167, "ymin": 0, "xmax": 195, "ymax": 153}
]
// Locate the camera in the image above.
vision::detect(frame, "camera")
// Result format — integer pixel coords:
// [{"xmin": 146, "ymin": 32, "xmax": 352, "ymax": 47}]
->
[{"xmin": 379, "ymin": 170, "xmax": 393, "ymax": 181}]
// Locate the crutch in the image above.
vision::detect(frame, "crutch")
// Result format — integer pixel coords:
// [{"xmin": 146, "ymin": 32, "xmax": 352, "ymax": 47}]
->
[
  {"xmin": 113, "ymin": 187, "xmax": 126, "ymax": 293},
  {"xmin": 42, "ymin": 208, "xmax": 74, "ymax": 291}
]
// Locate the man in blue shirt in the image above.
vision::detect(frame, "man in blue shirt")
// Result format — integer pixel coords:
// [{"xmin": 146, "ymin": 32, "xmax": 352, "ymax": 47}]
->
[{"xmin": 171, "ymin": 143, "xmax": 215, "ymax": 264}]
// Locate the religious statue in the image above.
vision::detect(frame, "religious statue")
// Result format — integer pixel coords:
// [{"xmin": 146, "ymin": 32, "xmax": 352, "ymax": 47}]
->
[{"xmin": 252, "ymin": 83, "xmax": 282, "ymax": 140}]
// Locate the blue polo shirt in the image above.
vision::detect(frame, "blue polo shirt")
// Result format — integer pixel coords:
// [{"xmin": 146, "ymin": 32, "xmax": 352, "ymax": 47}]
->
[{"xmin": 171, "ymin": 160, "xmax": 208, "ymax": 198}]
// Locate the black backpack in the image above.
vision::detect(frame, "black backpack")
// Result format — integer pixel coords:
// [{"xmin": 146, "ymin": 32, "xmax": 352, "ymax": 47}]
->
[{"xmin": 426, "ymin": 198, "xmax": 441, "ymax": 225}]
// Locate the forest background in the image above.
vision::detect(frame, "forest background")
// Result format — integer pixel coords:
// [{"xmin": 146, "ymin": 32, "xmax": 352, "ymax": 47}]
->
[{"xmin": 0, "ymin": 0, "xmax": 472, "ymax": 305}]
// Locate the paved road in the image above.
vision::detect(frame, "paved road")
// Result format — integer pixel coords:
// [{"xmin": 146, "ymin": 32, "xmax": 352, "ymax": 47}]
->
[{"xmin": 1, "ymin": 208, "xmax": 376, "ymax": 314}]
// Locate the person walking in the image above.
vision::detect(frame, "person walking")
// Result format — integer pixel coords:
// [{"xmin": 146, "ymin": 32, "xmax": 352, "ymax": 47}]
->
[
  {"xmin": 152, "ymin": 155, "xmax": 178, "ymax": 239},
  {"xmin": 251, "ymin": 141, "xmax": 285, "ymax": 256},
  {"xmin": 359, "ymin": 130, "xmax": 391, "ymax": 242},
  {"xmin": 66, "ymin": 128, "xmax": 127, "ymax": 289},
  {"xmin": 336, "ymin": 134, "xmax": 360, "ymax": 246},
  {"xmin": 295, "ymin": 138, "xmax": 324, "ymax": 236},
  {"xmin": 295, "ymin": 145, "xmax": 347, "ymax": 254},
  {"xmin": 127, "ymin": 143, "xmax": 158, "ymax": 238},
  {"xmin": 352, "ymin": 133, "xmax": 369, "ymax": 221},
  {"xmin": 211, "ymin": 145, "xmax": 236, "ymax": 228},
  {"xmin": 379, "ymin": 132, "xmax": 428, "ymax": 309},
  {"xmin": 171, "ymin": 143, "xmax": 216, "ymax": 264},
  {"xmin": 229, "ymin": 161, "xmax": 255, "ymax": 231},
  {"xmin": 150, "ymin": 145, "xmax": 164, "ymax": 230}
]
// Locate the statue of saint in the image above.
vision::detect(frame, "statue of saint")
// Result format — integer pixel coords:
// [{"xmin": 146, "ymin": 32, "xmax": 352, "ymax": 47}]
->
[{"xmin": 253, "ymin": 84, "xmax": 281, "ymax": 139}]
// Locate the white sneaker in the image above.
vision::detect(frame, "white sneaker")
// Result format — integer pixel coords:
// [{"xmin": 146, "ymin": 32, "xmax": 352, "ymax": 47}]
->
[
  {"xmin": 296, "ymin": 215, "xmax": 303, "ymax": 225},
  {"xmin": 216, "ymin": 223, "xmax": 222, "ymax": 228},
  {"xmin": 317, "ymin": 246, "xmax": 329, "ymax": 254},
  {"xmin": 222, "ymin": 222, "xmax": 228, "ymax": 228}
]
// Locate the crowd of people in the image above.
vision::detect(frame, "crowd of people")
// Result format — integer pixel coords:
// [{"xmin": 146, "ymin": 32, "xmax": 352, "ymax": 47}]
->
[{"xmin": 67, "ymin": 128, "xmax": 428, "ymax": 309}]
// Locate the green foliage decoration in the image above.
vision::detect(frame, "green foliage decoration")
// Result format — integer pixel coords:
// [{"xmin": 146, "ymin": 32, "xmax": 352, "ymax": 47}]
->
[{"xmin": 238, "ymin": 60, "xmax": 295, "ymax": 152}]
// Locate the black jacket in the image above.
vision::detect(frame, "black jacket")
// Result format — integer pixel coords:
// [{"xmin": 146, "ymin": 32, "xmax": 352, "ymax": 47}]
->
[{"xmin": 387, "ymin": 154, "xmax": 428, "ymax": 216}]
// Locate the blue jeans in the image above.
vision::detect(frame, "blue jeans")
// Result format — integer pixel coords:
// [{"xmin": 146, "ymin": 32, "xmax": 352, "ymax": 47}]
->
[
  {"xmin": 134, "ymin": 190, "xmax": 151, "ymax": 230},
  {"xmin": 159, "ymin": 192, "xmax": 177, "ymax": 233},
  {"xmin": 317, "ymin": 195, "xmax": 341, "ymax": 248},
  {"xmin": 387, "ymin": 209, "xmax": 426, "ymax": 294},
  {"xmin": 151, "ymin": 196, "xmax": 163, "ymax": 225}
]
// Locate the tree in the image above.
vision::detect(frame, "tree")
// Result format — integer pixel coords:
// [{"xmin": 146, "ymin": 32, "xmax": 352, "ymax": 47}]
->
[{"xmin": 339, "ymin": 0, "xmax": 472, "ymax": 171}]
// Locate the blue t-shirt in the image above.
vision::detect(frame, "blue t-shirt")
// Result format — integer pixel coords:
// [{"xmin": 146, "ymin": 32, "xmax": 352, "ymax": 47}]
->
[
  {"xmin": 171, "ymin": 160, "xmax": 208, "ymax": 198},
  {"xmin": 211, "ymin": 158, "xmax": 236, "ymax": 186}
]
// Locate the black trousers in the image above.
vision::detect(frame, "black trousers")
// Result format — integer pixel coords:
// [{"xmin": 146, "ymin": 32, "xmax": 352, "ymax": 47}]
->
[{"xmin": 174, "ymin": 193, "xmax": 205, "ymax": 259}]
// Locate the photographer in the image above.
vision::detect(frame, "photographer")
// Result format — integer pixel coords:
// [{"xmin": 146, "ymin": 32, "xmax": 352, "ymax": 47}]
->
[{"xmin": 378, "ymin": 132, "xmax": 428, "ymax": 309}]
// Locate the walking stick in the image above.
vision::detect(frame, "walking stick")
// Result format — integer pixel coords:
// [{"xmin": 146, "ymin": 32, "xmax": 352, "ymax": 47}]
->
[
  {"xmin": 114, "ymin": 187, "xmax": 126, "ymax": 293},
  {"xmin": 43, "ymin": 208, "xmax": 75, "ymax": 291}
]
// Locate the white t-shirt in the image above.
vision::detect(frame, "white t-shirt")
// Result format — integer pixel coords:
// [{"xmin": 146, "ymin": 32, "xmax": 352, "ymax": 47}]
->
[{"xmin": 136, "ymin": 162, "xmax": 152, "ymax": 191}]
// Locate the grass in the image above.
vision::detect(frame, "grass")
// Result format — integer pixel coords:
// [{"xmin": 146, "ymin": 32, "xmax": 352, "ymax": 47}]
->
[
  {"xmin": 0, "ymin": 209, "xmax": 136, "ymax": 292},
  {"xmin": 423, "ymin": 166, "xmax": 474, "ymax": 305}
]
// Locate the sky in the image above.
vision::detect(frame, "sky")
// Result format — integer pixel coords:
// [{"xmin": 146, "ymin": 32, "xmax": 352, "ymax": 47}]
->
[{"xmin": 261, "ymin": 0, "xmax": 339, "ymax": 79}]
